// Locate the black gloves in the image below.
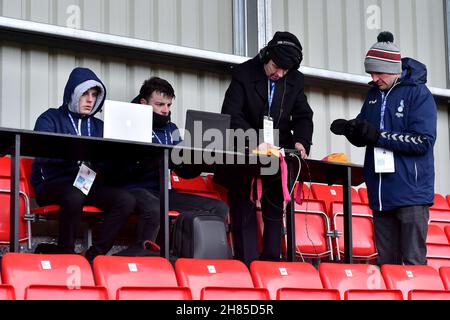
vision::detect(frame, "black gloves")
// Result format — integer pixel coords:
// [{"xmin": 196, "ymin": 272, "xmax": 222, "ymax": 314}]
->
[
  {"xmin": 330, "ymin": 118, "xmax": 380, "ymax": 147},
  {"xmin": 354, "ymin": 119, "xmax": 380, "ymax": 146}
]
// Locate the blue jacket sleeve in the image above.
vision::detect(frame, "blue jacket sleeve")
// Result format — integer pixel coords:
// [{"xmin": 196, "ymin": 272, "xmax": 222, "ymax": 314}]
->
[
  {"xmin": 376, "ymin": 86, "xmax": 437, "ymax": 155},
  {"xmin": 33, "ymin": 112, "xmax": 75, "ymax": 166}
]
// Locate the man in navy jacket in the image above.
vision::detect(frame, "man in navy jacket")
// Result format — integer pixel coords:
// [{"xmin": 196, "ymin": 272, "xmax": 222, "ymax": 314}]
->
[
  {"xmin": 331, "ymin": 32, "xmax": 437, "ymax": 265},
  {"xmin": 31, "ymin": 67, "xmax": 135, "ymax": 262}
]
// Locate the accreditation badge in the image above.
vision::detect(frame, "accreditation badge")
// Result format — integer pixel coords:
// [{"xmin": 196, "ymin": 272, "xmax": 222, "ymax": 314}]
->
[
  {"xmin": 263, "ymin": 116, "xmax": 274, "ymax": 146},
  {"xmin": 73, "ymin": 163, "xmax": 97, "ymax": 196},
  {"xmin": 374, "ymin": 148, "xmax": 395, "ymax": 173}
]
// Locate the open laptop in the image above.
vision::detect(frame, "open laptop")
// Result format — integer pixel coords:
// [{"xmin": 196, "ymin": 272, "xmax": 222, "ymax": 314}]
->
[
  {"xmin": 183, "ymin": 110, "xmax": 231, "ymax": 151},
  {"xmin": 103, "ymin": 100, "xmax": 153, "ymax": 143}
]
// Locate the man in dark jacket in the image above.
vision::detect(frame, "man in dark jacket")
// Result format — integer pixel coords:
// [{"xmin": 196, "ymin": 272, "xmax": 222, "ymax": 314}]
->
[
  {"xmin": 31, "ymin": 67, "xmax": 136, "ymax": 262},
  {"xmin": 220, "ymin": 31, "xmax": 314, "ymax": 265},
  {"xmin": 331, "ymin": 32, "xmax": 437, "ymax": 265},
  {"xmin": 112, "ymin": 77, "xmax": 229, "ymax": 255}
]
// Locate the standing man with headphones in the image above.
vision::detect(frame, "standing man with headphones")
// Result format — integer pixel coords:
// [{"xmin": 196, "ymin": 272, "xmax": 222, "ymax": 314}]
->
[{"xmin": 219, "ymin": 31, "xmax": 314, "ymax": 265}]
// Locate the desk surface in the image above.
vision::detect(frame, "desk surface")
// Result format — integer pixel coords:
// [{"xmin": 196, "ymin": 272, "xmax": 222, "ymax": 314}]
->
[
  {"xmin": 0, "ymin": 127, "xmax": 171, "ymax": 161},
  {"xmin": 287, "ymin": 157, "xmax": 364, "ymax": 187},
  {"xmin": 0, "ymin": 127, "xmax": 364, "ymax": 185}
]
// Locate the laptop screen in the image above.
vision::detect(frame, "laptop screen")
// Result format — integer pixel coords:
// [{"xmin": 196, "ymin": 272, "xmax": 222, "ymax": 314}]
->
[
  {"xmin": 183, "ymin": 110, "xmax": 230, "ymax": 151},
  {"xmin": 103, "ymin": 100, "xmax": 153, "ymax": 143}
]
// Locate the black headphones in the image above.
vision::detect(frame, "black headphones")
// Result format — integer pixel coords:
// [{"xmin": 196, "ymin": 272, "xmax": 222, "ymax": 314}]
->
[{"xmin": 259, "ymin": 40, "xmax": 303, "ymax": 69}]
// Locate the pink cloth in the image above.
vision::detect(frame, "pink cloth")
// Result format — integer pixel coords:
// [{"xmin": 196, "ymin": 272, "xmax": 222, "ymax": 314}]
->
[{"xmin": 251, "ymin": 154, "xmax": 292, "ymax": 209}]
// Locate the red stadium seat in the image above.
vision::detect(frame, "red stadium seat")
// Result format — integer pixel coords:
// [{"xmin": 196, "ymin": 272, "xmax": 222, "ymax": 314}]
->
[
  {"xmin": 428, "ymin": 209, "xmax": 450, "ymax": 232},
  {"xmin": 426, "ymin": 243, "xmax": 450, "ymax": 271},
  {"xmin": 1, "ymin": 253, "xmax": 95, "ymax": 300},
  {"xmin": 294, "ymin": 199, "xmax": 333, "ymax": 260},
  {"xmin": 201, "ymin": 287, "xmax": 270, "ymax": 300},
  {"xmin": 0, "ymin": 156, "xmax": 31, "ymax": 246},
  {"xmin": 171, "ymin": 173, "xmax": 208, "ymax": 192},
  {"xmin": 432, "ymin": 193, "xmax": 450, "ymax": 210},
  {"xmin": 277, "ymin": 288, "xmax": 340, "ymax": 300},
  {"xmin": 0, "ymin": 285, "xmax": 15, "ymax": 300},
  {"xmin": 447, "ymin": 195, "xmax": 450, "ymax": 208},
  {"xmin": 427, "ymin": 224, "xmax": 449, "ymax": 245},
  {"xmin": 445, "ymin": 226, "xmax": 450, "ymax": 243},
  {"xmin": 171, "ymin": 173, "xmax": 221, "ymax": 200},
  {"xmin": 250, "ymin": 261, "xmax": 323, "ymax": 300},
  {"xmin": 439, "ymin": 267, "xmax": 450, "ymax": 290},
  {"xmin": 331, "ymin": 202, "xmax": 377, "ymax": 261},
  {"xmin": 310, "ymin": 184, "xmax": 361, "ymax": 215},
  {"xmin": 319, "ymin": 263, "xmax": 386, "ymax": 299},
  {"xmin": 344, "ymin": 289, "xmax": 403, "ymax": 300},
  {"xmin": 381, "ymin": 265, "xmax": 445, "ymax": 300},
  {"xmin": 408, "ymin": 290, "xmax": 450, "ymax": 300},
  {"xmin": 117, "ymin": 287, "xmax": 192, "ymax": 300},
  {"xmin": 93, "ymin": 256, "xmax": 178, "ymax": 300},
  {"xmin": 25, "ymin": 285, "xmax": 108, "ymax": 300},
  {"xmin": 358, "ymin": 187, "xmax": 368, "ymax": 205},
  {"xmin": 175, "ymin": 258, "xmax": 254, "ymax": 300}
]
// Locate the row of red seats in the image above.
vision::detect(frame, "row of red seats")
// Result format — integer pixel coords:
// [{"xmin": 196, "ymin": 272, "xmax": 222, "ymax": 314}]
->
[
  {"xmin": 1, "ymin": 253, "xmax": 450, "ymax": 300},
  {"xmin": 293, "ymin": 183, "xmax": 450, "ymax": 268},
  {"xmin": 2, "ymin": 157, "xmax": 450, "ymax": 271},
  {"xmin": 311, "ymin": 182, "xmax": 450, "ymax": 212}
]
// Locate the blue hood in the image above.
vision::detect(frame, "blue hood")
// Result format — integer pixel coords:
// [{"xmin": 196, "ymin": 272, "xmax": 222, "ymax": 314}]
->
[
  {"xmin": 401, "ymin": 58, "xmax": 427, "ymax": 85},
  {"xmin": 62, "ymin": 67, "xmax": 106, "ymax": 116}
]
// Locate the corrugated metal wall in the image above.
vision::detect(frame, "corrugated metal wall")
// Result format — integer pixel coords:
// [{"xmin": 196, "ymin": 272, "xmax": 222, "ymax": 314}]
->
[
  {"xmin": 272, "ymin": 0, "xmax": 447, "ymax": 87},
  {"xmin": 0, "ymin": 42, "xmax": 231, "ymax": 132},
  {"xmin": 0, "ymin": 0, "xmax": 233, "ymax": 53},
  {"xmin": 273, "ymin": 0, "xmax": 450, "ymax": 194},
  {"xmin": 0, "ymin": 0, "xmax": 233, "ymax": 129}
]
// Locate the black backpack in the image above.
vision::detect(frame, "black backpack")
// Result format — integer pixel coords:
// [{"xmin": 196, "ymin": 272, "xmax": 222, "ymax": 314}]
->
[{"xmin": 172, "ymin": 211, "xmax": 232, "ymax": 259}]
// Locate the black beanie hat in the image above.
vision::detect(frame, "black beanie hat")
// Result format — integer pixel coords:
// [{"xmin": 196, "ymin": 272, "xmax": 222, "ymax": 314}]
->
[{"xmin": 267, "ymin": 31, "xmax": 303, "ymax": 70}]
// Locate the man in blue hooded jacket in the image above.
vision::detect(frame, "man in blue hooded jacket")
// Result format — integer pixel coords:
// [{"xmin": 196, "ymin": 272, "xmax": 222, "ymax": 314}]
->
[
  {"xmin": 331, "ymin": 32, "xmax": 437, "ymax": 266},
  {"xmin": 31, "ymin": 67, "xmax": 136, "ymax": 261}
]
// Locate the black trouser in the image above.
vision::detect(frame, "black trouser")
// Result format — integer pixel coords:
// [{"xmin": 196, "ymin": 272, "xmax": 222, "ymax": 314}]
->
[
  {"xmin": 37, "ymin": 179, "xmax": 135, "ymax": 255},
  {"xmin": 129, "ymin": 188, "xmax": 229, "ymax": 244},
  {"xmin": 373, "ymin": 205, "xmax": 429, "ymax": 266},
  {"xmin": 228, "ymin": 173, "xmax": 284, "ymax": 266}
]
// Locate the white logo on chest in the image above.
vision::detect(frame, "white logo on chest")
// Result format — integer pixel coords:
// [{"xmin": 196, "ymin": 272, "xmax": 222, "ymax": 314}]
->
[{"xmin": 395, "ymin": 100, "xmax": 405, "ymax": 118}]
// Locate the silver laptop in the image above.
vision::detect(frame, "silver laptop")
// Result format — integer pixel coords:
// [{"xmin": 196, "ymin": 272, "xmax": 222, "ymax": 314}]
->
[{"xmin": 103, "ymin": 100, "xmax": 153, "ymax": 143}]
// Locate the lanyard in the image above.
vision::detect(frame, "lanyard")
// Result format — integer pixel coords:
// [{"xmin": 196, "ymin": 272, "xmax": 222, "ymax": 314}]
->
[
  {"xmin": 153, "ymin": 130, "xmax": 172, "ymax": 145},
  {"xmin": 68, "ymin": 113, "xmax": 91, "ymax": 136},
  {"xmin": 380, "ymin": 92, "xmax": 387, "ymax": 131},
  {"xmin": 267, "ymin": 80, "xmax": 276, "ymax": 116},
  {"xmin": 379, "ymin": 78, "xmax": 400, "ymax": 131}
]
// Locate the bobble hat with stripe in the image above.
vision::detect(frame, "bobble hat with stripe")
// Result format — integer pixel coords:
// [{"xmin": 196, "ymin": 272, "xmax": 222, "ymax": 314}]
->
[{"xmin": 364, "ymin": 31, "xmax": 402, "ymax": 74}]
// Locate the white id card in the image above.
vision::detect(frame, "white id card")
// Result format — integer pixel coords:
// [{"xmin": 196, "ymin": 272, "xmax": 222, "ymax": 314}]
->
[
  {"xmin": 73, "ymin": 163, "xmax": 97, "ymax": 196},
  {"xmin": 263, "ymin": 116, "xmax": 274, "ymax": 145},
  {"xmin": 374, "ymin": 148, "xmax": 395, "ymax": 173}
]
